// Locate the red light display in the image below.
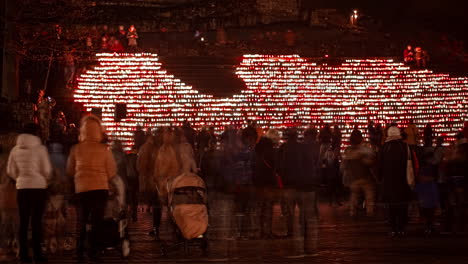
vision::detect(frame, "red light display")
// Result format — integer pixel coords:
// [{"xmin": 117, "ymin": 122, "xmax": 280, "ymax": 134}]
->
[{"xmin": 75, "ymin": 53, "xmax": 468, "ymax": 150}]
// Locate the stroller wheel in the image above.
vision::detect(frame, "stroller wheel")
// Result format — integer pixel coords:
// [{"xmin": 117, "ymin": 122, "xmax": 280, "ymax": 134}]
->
[{"xmin": 121, "ymin": 239, "xmax": 130, "ymax": 258}]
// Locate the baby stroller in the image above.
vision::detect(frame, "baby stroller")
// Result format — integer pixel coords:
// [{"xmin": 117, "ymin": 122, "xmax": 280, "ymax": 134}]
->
[
  {"xmin": 161, "ymin": 172, "xmax": 209, "ymax": 256},
  {"xmin": 92, "ymin": 176, "xmax": 131, "ymax": 258}
]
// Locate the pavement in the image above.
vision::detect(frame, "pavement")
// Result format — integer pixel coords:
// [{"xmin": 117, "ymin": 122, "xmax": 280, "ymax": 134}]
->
[{"xmin": 3, "ymin": 197, "xmax": 468, "ymax": 264}]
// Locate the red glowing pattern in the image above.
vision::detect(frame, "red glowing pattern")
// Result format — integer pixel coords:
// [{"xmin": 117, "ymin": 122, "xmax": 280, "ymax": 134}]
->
[{"xmin": 75, "ymin": 53, "xmax": 468, "ymax": 149}]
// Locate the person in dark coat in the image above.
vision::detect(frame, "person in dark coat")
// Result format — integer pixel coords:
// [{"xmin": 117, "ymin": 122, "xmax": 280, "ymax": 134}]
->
[
  {"xmin": 378, "ymin": 126, "xmax": 413, "ymax": 237},
  {"xmin": 444, "ymin": 132, "xmax": 468, "ymax": 233},
  {"xmin": 331, "ymin": 125, "xmax": 342, "ymax": 151},
  {"xmin": 302, "ymin": 127, "xmax": 321, "ymax": 232},
  {"xmin": 278, "ymin": 129, "xmax": 306, "ymax": 237},
  {"xmin": 254, "ymin": 130, "xmax": 279, "ymax": 238},
  {"xmin": 319, "ymin": 124, "xmax": 332, "ymax": 145},
  {"xmin": 241, "ymin": 120, "xmax": 258, "ymax": 148},
  {"xmin": 423, "ymin": 123, "xmax": 434, "ymax": 147},
  {"xmin": 133, "ymin": 125, "xmax": 146, "ymax": 151}
]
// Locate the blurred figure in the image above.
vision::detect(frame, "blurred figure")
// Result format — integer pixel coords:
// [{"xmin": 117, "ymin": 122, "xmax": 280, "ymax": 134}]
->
[
  {"xmin": 414, "ymin": 47, "xmax": 428, "ymax": 68},
  {"xmin": 332, "ymin": 125, "xmax": 342, "ymax": 151},
  {"xmin": 403, "ymin": 45, "xmax": 414, "ymax": 64},
  {"xmin": 126, "ymin": 146, "xmax": 139, "ymax": 222},
  {"xmin": 414, "ymin": 150, "xmax": 440, "ymax": 235},
  {"xmin": 301, "ymin": 125, "xmax": 321, "ymax": 246},
  {"xmin": 7, "ymin": 123, "xmax": 52, "ymax": 263},
  {"xmin": 44, "ymin": 141, "xmax": 69, "ymax": 254},
  {"xmin": 181, "ymin": 121, "xmax": 196, "ymax": 150},
  {"xmin": 231, "ymin": 138, "xmax": 256, "ymax": 239},
  {"xmin": 378, "ymin": 126, "xmax": 413, "ymax": 237},
  {"xmin": 319, "ymin": 123, "xmax": 332, "ymax": 145},
  {"xmin": 127, "ymin": 25, "xmax": 139, "ymax": 50},
  {"xmin": 241, "ymin": 120, "xmax": 258, "ymax": 148},
  {"xmin": 175, "ymin": 128, "xmax": 197, "ymax": 174},
  {"xmin": 444, "ymin": 132, "xmax": 468, "ymax": 234},
  {"xmin": 404, "ymin": 119, "xmax": 420, "ymax": 147},
  {"xmin": 278, "ymin": 128, "xmax": 305, "ymax": 237},
  {"xmin": 0, "ymin": 146, "xmax": 18, "ymax": 262},
  {"xmin": 116, "ymin": 25, "xmax": 127, "ymax": 48},
  {"xmin": 133, "ymin": 125, "xmax": 146, "ymax": 151},
  {"xmin": 254, "ymin": 129, "xmax": 279, "ymax": 239},
  {"xmin": 108, "ymin": 36, "xmax": 125, "ymax": 53},
  {"xmin": 67, "ymin": 115, "xmax": 116, "ymax": 262},
  {"xmin": 423, "ymin": 123, "xmax": 433, "ymax": 147},
  {"xmin": 342, "ymin": 132, "xmax": 376, "ymax": 217}
]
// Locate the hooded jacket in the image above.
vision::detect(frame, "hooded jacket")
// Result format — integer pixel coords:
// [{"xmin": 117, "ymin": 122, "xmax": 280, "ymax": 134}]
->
[
  {"xmin": 7, "ymin": 134, "xmax": 52, "ymax": 189},
  {"xmin": 66, "ymin": 115, "xmax": 116, "ymax": 193}
]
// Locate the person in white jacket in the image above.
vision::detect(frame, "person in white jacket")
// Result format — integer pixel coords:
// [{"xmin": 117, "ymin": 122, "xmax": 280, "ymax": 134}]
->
[{"xmin": 7, "ymin": 123, "xmax": 52, "ymax": 263}]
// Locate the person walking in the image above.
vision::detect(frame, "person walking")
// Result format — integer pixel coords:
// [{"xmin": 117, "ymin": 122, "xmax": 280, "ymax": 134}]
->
[
  {"xmin": 254, "ymin": 129, "xmax": 280, "ymax": 239},
  {"xmin": 66, "ymin": 115, "xmax": 116, "ymax": 262},
  {"xmin": 278, "ymin": 129, "xmax": 305, "ymax": 237},
  {"xmin": 404, "ymin": 119, "xmax": 420, "ymax": 147},
  {"xmin": 7, "ymin": 123, "xmax": 52, "ymax": 263},
  {"xmin": 342, "ymin": 132, "xmax": 376, "ymax": 217},
  {"xmin": 444, "ymin": 132, "xmax": 468, "ymax": 234},
  {"xmin": 378, "ymin": 126, "xmax": 413, "ymax": 237}
]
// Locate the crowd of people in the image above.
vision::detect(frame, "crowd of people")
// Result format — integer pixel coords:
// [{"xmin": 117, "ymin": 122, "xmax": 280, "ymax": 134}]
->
[{"xmin": 1, "ymin": 116, "xmax": 468, "ymax": 262}]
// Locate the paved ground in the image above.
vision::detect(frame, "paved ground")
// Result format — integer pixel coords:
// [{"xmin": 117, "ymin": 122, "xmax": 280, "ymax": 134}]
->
[{"xmin": 3, "ymin": 198, "xmax": 468, "ymax": 264}]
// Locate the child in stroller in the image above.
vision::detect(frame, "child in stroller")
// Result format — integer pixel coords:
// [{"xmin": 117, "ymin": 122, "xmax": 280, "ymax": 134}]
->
[
  {"xmin": 161, "ymin": 172, "xmax": 209, "ymax": 256},
  {"xmin": 92, "ymin": 175, "xmax": 131, "ymax": 258}
]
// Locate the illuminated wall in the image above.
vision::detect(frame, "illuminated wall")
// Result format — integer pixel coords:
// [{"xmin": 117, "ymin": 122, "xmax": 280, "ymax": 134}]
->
[{"xmin": 75, "ymin": 53, "xmax": 468, "ymax": 149}]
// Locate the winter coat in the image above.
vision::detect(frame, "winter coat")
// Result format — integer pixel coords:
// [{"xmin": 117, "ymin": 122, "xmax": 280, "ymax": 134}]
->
[
  {"xmin": 302, "ymin": 141, "xmax": 321, "ymax": 190},
  {"xmin": 66, "ymin": 115, "xmax": 116, "ymax": 193},
  {"xmin": 342, "ymin": 144, "xmax": 375, "ymax": 187},
  {"xmin": 378, "ymin": 139, "xmax": 412, "ymax": 203},
  {"xmin": 278, "ymin": 140, "xmax": 305, "ymax": 189},
  {"xmin": 7, "ymin": 134, "xmax": 52, "ymax": 189},
  {"xmin": 154, "ymin": 144, "xmax": 181, "ymax": 198},
  {"xmin": 254, "ymin": 137, "xmax": 277, "ymax": 188},
  {"xmin": 137, "ymin": 136, "xmax": 157, "ymax": 193},
  {"xmin": 227, "ymin": 147, "xmax": 255, "ymax": 187},
  {"xmin": 404, "ymin": 124, "xmax": 420, "ymax": 146}
]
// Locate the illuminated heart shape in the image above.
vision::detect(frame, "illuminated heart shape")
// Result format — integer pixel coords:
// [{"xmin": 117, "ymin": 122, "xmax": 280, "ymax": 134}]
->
[{"xmin": 75, "ymin": 53, "xmax": 468, "ymax": 149}]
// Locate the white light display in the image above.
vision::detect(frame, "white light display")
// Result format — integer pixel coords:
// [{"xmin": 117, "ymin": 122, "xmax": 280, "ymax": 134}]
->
[{"xmin": 75, "ymin": 53, "xmax": 468, "ymax": 150}]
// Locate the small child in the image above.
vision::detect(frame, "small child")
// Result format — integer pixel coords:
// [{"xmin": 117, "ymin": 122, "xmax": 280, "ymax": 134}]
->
[{"xmin": 414, "ymin": 151, "xmax": 440, "ymax": 235}]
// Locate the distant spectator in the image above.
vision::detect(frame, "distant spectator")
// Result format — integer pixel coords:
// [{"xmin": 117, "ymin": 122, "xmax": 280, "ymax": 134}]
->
[
  {"xmin": 101, "ymin": 36, "xmax": 109, "ymax": 51},
  {"xmin": 116, "ymin": 25, "xmax": 127, "ymax": 48},
  {"xmin": 415, "ymin": 47, "xmax": 428, "ymax": 68},
  {"xmin": 109, "ymin": 37, "xmax": 125, "ymax": 53},
  {"xmin": 127, "ymin": 25, "xmax": 139, "ymax": 50},
  {"xmin": 403, "ymin": 45, "xmax": 414, "ymax": 64},
  {"xmin": 284, "ymin": 29, "xmax": 296, "ymax": 47}
]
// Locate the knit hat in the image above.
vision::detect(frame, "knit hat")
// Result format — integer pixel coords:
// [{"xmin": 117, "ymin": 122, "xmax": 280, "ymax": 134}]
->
[{"xmin": 387, "ymin": 126, "xmax": 401, "ymax": 137}]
